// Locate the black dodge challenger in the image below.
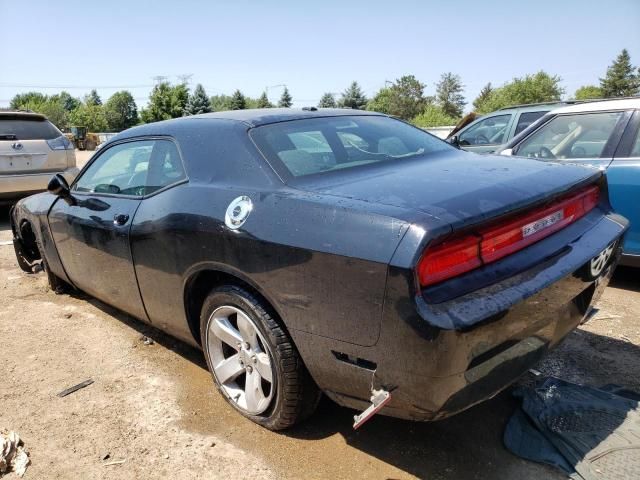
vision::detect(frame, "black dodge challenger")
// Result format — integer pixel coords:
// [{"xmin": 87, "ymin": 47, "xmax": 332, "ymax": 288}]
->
[{"xmin": 10, "ymin": 108, "xmax": 628, "ymax": 430}]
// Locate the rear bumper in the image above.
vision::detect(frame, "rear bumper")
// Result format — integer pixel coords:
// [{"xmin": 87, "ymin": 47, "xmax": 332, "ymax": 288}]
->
[
  {"xmin": 297, "ymin": 210, "xmax": 628, "ymax": 421},
  {"xmin": 0, "ymin": 167, "xmax": 79, "ymax": 203}
]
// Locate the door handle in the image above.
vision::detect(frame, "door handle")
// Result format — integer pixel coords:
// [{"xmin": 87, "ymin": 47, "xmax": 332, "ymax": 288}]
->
[{"xmin": 113, "ymin": 213, "xmax": 130, "ymax": 226}]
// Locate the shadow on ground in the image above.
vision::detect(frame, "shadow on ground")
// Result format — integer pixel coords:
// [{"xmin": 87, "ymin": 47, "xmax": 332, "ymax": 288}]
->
[{"xmin": 72, "ymin": 290, "xmax": 637, "ymax": 479}]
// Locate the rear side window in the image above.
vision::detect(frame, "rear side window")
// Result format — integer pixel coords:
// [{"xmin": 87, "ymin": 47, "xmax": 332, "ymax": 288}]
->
[
  {"xmin": 74, "ymin": 139, "xmax": 186, "ymax": 196},
  {"xmin": 514, "ymin": 111, "xmax": 547, "ymax": 136},
  {"xmin": 0, "ymin": 117, "xmax": 61, "ymax": 140},
  {"xmin": 250, "ymin": 116, "xmax": 450, "ymax": 178}
]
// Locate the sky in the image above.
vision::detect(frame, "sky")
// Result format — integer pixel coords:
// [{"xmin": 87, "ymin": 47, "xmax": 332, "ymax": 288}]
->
[{"xmin": 1, "ymin": 0, "xmax": 639, "ymax": 111}]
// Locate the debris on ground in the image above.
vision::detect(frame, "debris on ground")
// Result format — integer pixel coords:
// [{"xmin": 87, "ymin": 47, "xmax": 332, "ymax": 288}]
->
[
  {"xmin": 57, "ymin": 379, "xmax": 94, "ymax": 397},
  {"xmin": 0, "ymin": 430, "xmax": 30, "ymax": 478},
  {"xmin": 139, "ymin": 335, "xmax": 154, "ymax": 345},
  {"xmin": 103, "ymin": 459, "xmax": 126, "ymax": 466},
  {"xmin": 505, "ymin": 377, "xmax": 640, "ymax": 480}
]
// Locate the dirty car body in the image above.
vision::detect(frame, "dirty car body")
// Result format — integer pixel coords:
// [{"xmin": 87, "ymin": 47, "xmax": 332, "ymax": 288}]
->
[{"xmin": 11, "ymin": 109, "xmax": 628, "ymax": 425}]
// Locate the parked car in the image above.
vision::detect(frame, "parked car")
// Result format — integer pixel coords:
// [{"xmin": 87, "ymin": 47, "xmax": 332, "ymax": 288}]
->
[
  {"xmin": 448, "ymin": 102, "xmax": 571, "ymax": 154},
  {"xmin": 0, "ymin": 110, "xmax": 79, "ymax": 205},
  {"xmin": 499, "ymin": 98, "xmax": 640, "ymax": 267},
  {"xmin": 11, "ymin": 109, "xmax": 627, "ymax": 430}
]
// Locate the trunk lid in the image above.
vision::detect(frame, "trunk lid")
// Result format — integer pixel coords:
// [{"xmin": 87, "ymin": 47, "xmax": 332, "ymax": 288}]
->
[{"xmin": 293, "ymin": 150, "xmax": 602, "ymax": 231}]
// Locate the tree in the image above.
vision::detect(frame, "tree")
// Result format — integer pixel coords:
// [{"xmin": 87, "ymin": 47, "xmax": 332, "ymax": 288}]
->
[
  {"xmin": 338, "ymin": 81, "xmax": 367, "ymax": 109},
  {"xmin": 244, "ymin": 97, "xmax": 260, "ymax": 109},
  {"xmin": 210, "ymin": 94, "xmax": 232, "ymax": 111},
  {"xmin": 317, "ymin": 92, "xmax": 337, "ymax": 108},
  {"xmin": 58, "ymin": 91, "xmax": 81, "ymax": 112},
  {"xmin": 140, "ymin": 82, "xmax": 188, "ymax": 123},
  {"xmin": 229, "ymin": 90, "xmax": 247, "ymax": 110},
  {"xmin": 367, "ymin": 75, "xmax": 431, "ymax": 120},
  {"xmin": 412, "ymin": 105, "xmax": 459, "ymax": 128},
  {"xmin": 68, "ymin": 103, "xmax": 108, "ymax": 132},
  {"xmin": 472, "ymin": 83, "xmax": 493, "ymax": 111},
  {"xmin": 600, "ymin": 49, "xmax": 640, "ymax": 97},
  {"xmin": 183, "ymin": 84, "xmax": 211, "ymax": 116},
  {"xmin": 104, "ymin": 91, "xmax": 139, "ymax": 131},
  {"xmin": 256, "ymin": 91, "xmax": 273, "ymax": 108},
  {"xmin": 436, "ymin": 72, "xmax": 465, "ymax": 118},
  {"xmin": 574, "ymin": 85, "xmax": 603, "ymax": 100},
  {"xmin": 475, "ymin": 71, "xmax": 564, "ymax": 113},
  {"xmin": 85, "ymin": 89, "xmax": 102, "ymax": 106},
  {"xmin": 171, "ymin": 83, "xmax": 189, "ymax": 117},
  {"xmin": 278, "ymin": 87, "xmax": 292, "ymax": 108},
  {"xmin": 11, "ymin": 93, "xmax": 69, "ymax": 130},
  {"xmin": 10, "ymin": 92, "xmax": 47, "ymax": 110}
]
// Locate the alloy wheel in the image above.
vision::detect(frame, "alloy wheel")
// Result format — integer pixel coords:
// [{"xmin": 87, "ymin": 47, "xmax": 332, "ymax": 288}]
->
[{"xmin": 206, "ymin": 305, "xmax": 274, "ymax": 415}]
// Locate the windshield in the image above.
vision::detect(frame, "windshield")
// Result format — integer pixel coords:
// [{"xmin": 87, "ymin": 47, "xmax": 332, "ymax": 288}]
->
[{"xmin": 250, "ymin": 115, "xmax": 451, "ymax": 178}]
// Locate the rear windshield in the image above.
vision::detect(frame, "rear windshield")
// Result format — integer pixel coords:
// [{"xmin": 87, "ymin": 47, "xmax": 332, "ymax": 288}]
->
[
  {"xmin": 250, "ymin": 115, "xmax": 451, "ymax": 178},
  {"xmin": 0, "ymin": 117, "xmax": 61, "ymax": 140}
]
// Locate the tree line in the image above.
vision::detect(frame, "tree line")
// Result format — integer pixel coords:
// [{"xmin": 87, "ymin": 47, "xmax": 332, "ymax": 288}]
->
[{"xmin": 9, "ymin": 49, "xmax": 639, "ymax": 132}]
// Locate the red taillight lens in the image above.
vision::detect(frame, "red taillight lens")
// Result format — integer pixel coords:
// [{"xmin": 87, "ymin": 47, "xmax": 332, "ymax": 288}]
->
[
  {"xmin": 418, "ymin": 186, "xmax": 600, "ymax": 287},
  {"xmin": 417, "ymin": 235, "xmax": 481, "ymax": 287}
]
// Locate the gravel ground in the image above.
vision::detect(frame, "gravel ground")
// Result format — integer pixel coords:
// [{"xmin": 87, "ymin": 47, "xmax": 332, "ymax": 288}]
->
[{"xmin": 1, "ymin": 197, "xmax": 638, "ymax": 479}]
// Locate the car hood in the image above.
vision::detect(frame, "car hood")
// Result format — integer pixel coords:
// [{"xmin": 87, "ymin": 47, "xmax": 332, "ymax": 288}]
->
[{"xmin": 293, "ymin": 150, "xmax": 602, "ymax": 230}]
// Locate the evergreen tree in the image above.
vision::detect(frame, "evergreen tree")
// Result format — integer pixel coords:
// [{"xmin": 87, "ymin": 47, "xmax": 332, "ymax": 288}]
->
[
  {"xmin": 183, "ymin": 84, "xmax": 211, "ymax": 115},
  {"xmin": 317, "ymin": 92, "xmax": 337, "ymax": 108},
  {"xmin": 600, "ymin": 49, "xmax": 640, "ymax": 97},
  {"xmin": 278, "ymin": 87, "xmax": 292, "ymax": 108},
  {"xmin": 210, "ymin": 94, "xmax": 233, "ymax": 111},
  {"xmin": 85, "ymin": 89, "xmax": 102, "ymax": 106},
  {"xmin": 338, "ymin": 81, "xmax": 367, "ymax": 109},
  {"xmin": 140, "ymin": 82, "xmax": 189, "ymax": 123},
  {"xmin": 472, "ymin": 83, "xmax": 493, "ymax": 111},
  {"xmin": 229, "ymin": 89, "xmax": 247, "ymax": 110},
  {"xmin": 256, "ymin": 91, "xmax": 273, "ymax": 108},
  {"xmin": 436, "ymin": 72, "xmax": 465, "ymax": 118}
]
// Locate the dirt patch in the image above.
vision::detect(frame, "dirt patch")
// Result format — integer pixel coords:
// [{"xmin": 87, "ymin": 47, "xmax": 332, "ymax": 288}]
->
[{"xmin": 1, "ymin": 207, "xmax": 639, "ymax": 479}]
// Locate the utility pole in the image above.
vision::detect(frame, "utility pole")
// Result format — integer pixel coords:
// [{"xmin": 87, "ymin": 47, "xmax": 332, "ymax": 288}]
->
[
  {"xmin": 177, "ymin": 74, "xmax": 193, "ymax": 85},
  {"xmin": 152, "ymin": 75, "xmax": 168, "ymax": 85}
]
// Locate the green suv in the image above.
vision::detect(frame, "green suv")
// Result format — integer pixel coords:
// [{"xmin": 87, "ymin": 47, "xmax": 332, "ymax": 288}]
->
[{"xmin": 449, "ymin": 102, "xmax": 572, "ymax": 154}]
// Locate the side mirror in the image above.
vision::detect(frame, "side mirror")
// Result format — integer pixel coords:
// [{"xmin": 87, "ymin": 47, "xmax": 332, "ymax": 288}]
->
[
  {"xmin": 447, "ymin": 135, "xmax": 461, "ymax": 149},
  {"xmin": 47, "ymin": 173, "xmax": 76, "ymax": 206}
]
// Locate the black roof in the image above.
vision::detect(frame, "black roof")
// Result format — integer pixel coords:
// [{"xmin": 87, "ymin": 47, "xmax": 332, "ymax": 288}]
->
[{"xmin": 183, "ymin": 108, "xmax": 384, "ymax": 127}]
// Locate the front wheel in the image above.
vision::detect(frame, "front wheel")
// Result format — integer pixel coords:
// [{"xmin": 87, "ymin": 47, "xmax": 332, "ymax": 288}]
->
[{"xmin": 200, "ymin": 285, "xmax": 320, "ymax": 430}]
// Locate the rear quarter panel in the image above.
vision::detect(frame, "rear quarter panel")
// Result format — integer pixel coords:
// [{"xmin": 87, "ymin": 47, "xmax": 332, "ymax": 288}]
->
[{"xmin": 130, "ymin": 184, "xmax": 411, "ymax": 347}]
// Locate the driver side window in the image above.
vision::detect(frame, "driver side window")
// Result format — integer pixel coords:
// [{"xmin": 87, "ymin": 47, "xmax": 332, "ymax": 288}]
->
[
  {"xmin": 459, "ymin": 114, "xmax": 512, "ymax": 146},
  {"xmin": 515, "ymin": 112, "xmax": 624, "ymax": 160},
  {"xmin": 74, "ymin": 139, "xmax": 185, "ymax": 196}
]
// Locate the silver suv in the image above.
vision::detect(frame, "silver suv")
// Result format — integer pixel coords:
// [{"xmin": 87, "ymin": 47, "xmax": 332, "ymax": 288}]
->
[{"xmin": 1, "ymin": 110, "xmax": 79, "ymax": 205}]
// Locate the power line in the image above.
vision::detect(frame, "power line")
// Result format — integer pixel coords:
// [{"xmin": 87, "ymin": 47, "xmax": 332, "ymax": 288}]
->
[{"xmin": 0, "ymin": 82, "xmax": 154, "ymax": 89}]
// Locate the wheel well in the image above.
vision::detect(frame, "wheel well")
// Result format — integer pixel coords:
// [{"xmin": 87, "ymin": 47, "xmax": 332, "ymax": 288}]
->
[
  {"xmin": 19, "ymin": 220, "xmax": 41, "ymax": 261},
  {"xmin": 184, "ymin": 269, "xmax": 283, "ymax": 347}
]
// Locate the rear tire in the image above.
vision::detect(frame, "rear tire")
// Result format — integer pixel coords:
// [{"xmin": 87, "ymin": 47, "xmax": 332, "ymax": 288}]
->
[{"xmin": 200, "ymin": 285, "xmax": 320, "ymax": 430}]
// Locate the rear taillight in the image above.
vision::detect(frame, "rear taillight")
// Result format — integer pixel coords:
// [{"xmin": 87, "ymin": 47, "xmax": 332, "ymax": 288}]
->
[{"xmin": 418, "ymin": 185, "xmax": 600, "ymax": 287}]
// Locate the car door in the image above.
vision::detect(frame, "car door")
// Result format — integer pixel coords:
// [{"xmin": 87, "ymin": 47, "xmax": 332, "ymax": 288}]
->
[
  {"xmin": 48, "ymin": 139, "xmax": 161, "ymax": 320},
  {"xmin": 609, "ymin": 110, "xmax": 640, "ymax": 258},
  {"xmin": 458, "ymin": 113, "xmax": 514, "ymax": 153}
]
